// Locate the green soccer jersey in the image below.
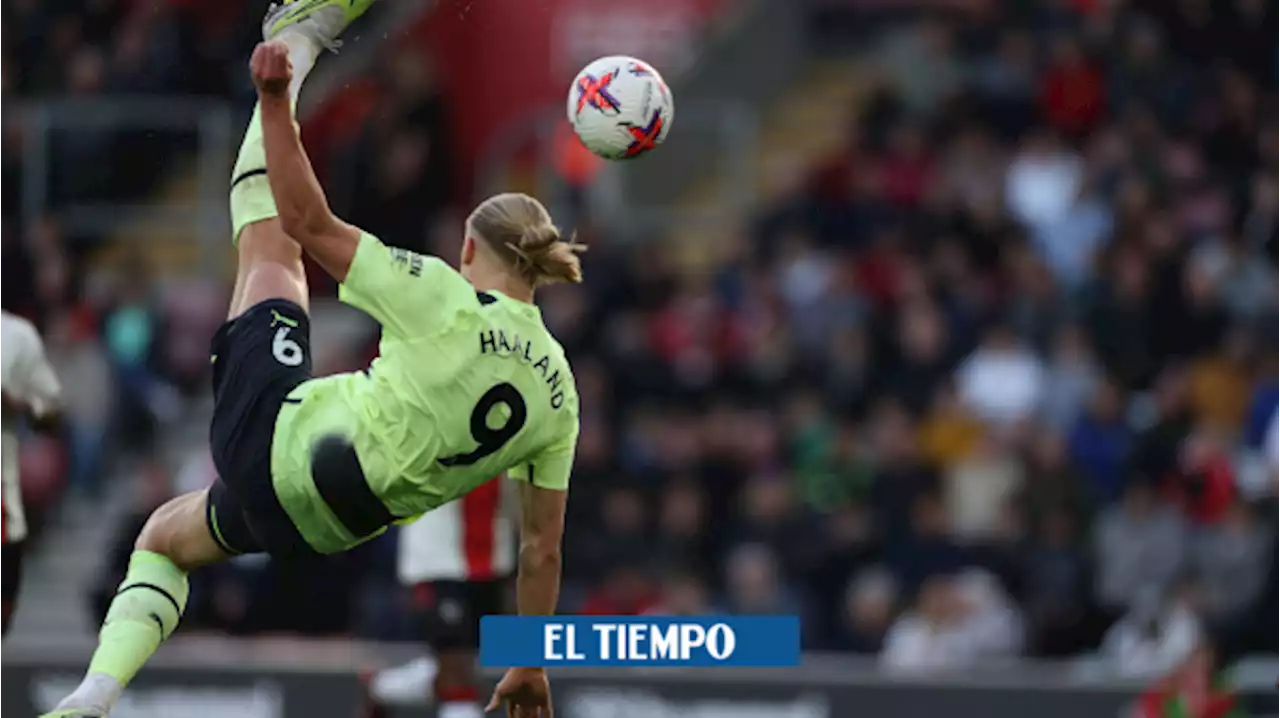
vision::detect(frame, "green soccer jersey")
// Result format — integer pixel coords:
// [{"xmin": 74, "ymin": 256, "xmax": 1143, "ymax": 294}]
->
[{"xmin": 269, "ymin": 232, "xmax": 579, "ymax": 554}]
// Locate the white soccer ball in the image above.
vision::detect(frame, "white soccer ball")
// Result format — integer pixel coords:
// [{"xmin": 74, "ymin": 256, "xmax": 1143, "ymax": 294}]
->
[{"xmin": 566, "ymin": 55, "xmax": 674, "ymax": 161}]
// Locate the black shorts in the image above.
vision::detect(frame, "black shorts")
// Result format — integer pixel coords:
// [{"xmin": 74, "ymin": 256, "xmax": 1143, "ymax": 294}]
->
[
  {"xmin": 206, "ymin": 299, "xmax": 315, "ymax": 558},
  {"xmin": 408, "ymin": 579, "xmax": 508, "ymax": 651},
  {"xmin": 2, "ymin": 541, "xmax": 24, "ymax": 606}
]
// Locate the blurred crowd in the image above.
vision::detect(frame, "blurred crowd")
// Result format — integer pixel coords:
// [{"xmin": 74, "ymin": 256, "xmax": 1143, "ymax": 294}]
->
[
  {"xmin": 716, "ymin": 0, "xmax": 1278, "ymax": 673},
  {"xmin": 3, "ymin": 0, "xmax": 1276, "ymax": 681},
  {"xmin": 3, "ymin": 0, "xmax": 270, "ymax": 214},
  {"xmin": 542, "ymin": 0, "xmax": 1277, "ymax": 674},
  {"xmin": 2, "ymin": 0, "xmax": 264, "ymax": 525}
]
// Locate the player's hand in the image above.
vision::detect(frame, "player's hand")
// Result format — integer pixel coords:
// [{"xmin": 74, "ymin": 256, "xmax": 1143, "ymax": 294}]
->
[
  {"xmin": 485, "ymin": 667, "xmax": 552, "ymax": 718},
  {"xmin": 250, "ymin": 40, "xmax": 292, "ymax": 98},
  {"xmin": 1, "ymin": 390, "xmax": 27, "ymax": 417}
]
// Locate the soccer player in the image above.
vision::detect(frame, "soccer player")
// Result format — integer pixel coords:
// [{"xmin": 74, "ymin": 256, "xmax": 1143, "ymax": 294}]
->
[
  {"xmin": 1, "ymin": 310, "xmax": 64, "ymax": 635},
  {"xmin": 44, "ymin": 4, "xmax": 581, "ymax": 717}
]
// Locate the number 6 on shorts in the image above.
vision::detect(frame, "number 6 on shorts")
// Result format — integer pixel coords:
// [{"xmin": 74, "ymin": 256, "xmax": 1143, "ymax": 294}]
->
[{"xmin": 273, "ymin": 327, "xmax": 304, "ymax": 366}]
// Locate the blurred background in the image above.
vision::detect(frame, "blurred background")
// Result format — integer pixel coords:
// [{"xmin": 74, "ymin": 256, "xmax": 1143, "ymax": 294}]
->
[{"xmin": 2, "ymin": 0, "xmax": 1277, "ymax": 716}]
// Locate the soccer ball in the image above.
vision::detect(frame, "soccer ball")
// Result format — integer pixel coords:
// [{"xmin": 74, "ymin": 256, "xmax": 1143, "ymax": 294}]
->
[{"xmin": 567, "ymin": 55, "xmax": 674, "ymax": 161}]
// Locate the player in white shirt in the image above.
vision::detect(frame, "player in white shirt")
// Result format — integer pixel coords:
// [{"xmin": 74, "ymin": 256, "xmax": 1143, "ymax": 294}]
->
[
  {"xmin": 363, "ymin": 476, "xmax": 514, "ymax": 718},
  {"xmin": 2, "ymin": 311, "xmax": 64, "ymax": 634}
]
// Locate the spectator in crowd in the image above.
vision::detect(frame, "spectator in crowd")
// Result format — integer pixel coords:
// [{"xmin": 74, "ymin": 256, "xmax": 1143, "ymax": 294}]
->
[
  {"xmin": 833, "ymin": 567, "xmax": 898, "ymax": 653},
  {"xmin": 944, "ymin": 433, "xmax": 1024, "ymax": 543},
  {"xmin": 953, "ymin": 568, "xmax": 1024, "ymax": 659},
  {"xmin": 886, "ymin": 301, "xmax": 952, "ymax": 416},
  {"xmin": 1102, "ymin": 580, "xmax": 1203, "ymax": 679},
  {"xmin": 1, "ymin": 227, "xmax": 40, "ymax": 322},
  {"xmin": 1169, "ymin": 430, "xmax": 1239, "ymax": 526},
  {"xmin": 872, "ymin": 19, "xmax": 961, "ymax": 117},
  {"xmin": 44, "ymin": 310, "xmax": 112, "ymax": 495},
  {"xmin": 729, "ymin": 473, "xmax": 816, "ymax": 579},
  {"xmin": 1087, "ymin": 248, "xmax": 1160, "ymax": 388},
  {"xmin": 1022, "ymin": 506, "xmax": 1093, "ymax": 656},
  {"xmin": 809, "ymin": 501, "xmax": 882, "ymax": 641},
  {"xmin": 881, "ymin": 574, "xmax": 973, "ymax": 672},
  {"xmin": 1242, "ymin": 355, "xmax": 1277, "ymax": 454},
  {"xmin": 1187, "ymin": 324, "xmax": 1252, "ymax": 424},
  {"xmin": 653, "ymin": 479, "xmax": 715, "ymax": 576},
  {"xmin": 1131, "ymin": 366, "xmax": 1197, "ymax": 486},
  {"xmin": 580, "ymin": 563, "xmax": 659, "ymax": 617},
  {"xmin": 1069, "ymin": 379, "xmax": 1133, "ymax": 503},
  {"xmin": 648, "ymin": 569, "xmax": 717, "ymax": 617},
  {"xmin": 887, "ymin": 492, "xmax": 966, "ymax": 593},
  {"xmin": 722, "ymin": 543, "xmax": 802, "ymax": 618},
  {"xmin": 869, "ymin": 402, "xmax": 939, "ymax": 546},
  {"xmin": 1187, "ymin": 501, "xmax": 1271, "ymax": 646},
  {"xmin": 1038, "ymin": 324, "xmax": 1103, "ymax": 431},
  {"xmin": 1005, "ymin": 131, "xmax": 1084, "ymax": 234},
  {"xmin": 1093, "ymin": 482, "xmax": 1185, "ymax": 615},
  {"xmin": 1022, "ymin": 429, "xmax": 1094, "ymax": 523},
  {"xmin": 102, "ymin": 276, "xmax": 165, "ymax": 446},
  {"xmin": 917, "ymin": 384, "xmax": 983, "ymax": 471},
  {"xmin": 956, "ymin": 323, "xmax": 1045, "ymax": 429},
  {"xmin": 582, "ymin": 486, "xmax": 648, "ymax": 562}
]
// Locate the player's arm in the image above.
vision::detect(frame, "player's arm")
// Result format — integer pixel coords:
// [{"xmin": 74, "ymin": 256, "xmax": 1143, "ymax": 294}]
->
[
  {"xmin": 514, "ymin": 480, "xmax": 566, "ymax": 616},
  {"xmin": 486, "ymin": 475, "xmax": 568, "ymax": 716},
  {"xmin": 507, "ymin": 421, "xmax": 575, "ymax": 614},
  {"xmin": 0, "ymin": 392, "xmax": 58, "ymax": 433},
  {"xmin": 3, "ymin": 323, "xmax": 63, "ymax": 433},
  {"xmin": 251, "ymin": 40, "xmax": 360, "ymax": 281},
  {"xmin": 491, "ymin": 387, "xmax": 577, "ymax": 714},
  {"xmin": 3, "ymin": 391, "xmax": 62, "ymax": 430}
]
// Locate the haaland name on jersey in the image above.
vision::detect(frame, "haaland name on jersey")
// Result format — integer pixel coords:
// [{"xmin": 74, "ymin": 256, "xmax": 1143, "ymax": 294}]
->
[
  {"xmin": 479, "ymin": 616, "xmax": 801, "ymax": 667},
  {"xmin": 479, "ymin": 328, "xmax": 568, "ymax": 409}
]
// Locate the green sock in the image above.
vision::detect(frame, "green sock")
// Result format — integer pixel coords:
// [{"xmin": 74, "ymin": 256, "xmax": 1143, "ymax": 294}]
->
[
  {"xmin": 86, "ymin": 550, "xmax": 189, "ymax": 686},
  {"xmin": 231, "ymin": 27, "xmax": 318, "ymax": 243},
  {"xmin": 229, "ymin": 103, "xmax": 284, "ymax": 243},
  {"xmin": 231, "ymin": 29, "xmax": 317, "ymax": 244}
]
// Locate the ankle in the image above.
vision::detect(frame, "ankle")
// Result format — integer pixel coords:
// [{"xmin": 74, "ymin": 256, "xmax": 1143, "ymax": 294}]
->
[
  {"xmin": 58, "ymin": 672, "xmax": 122, "ymax": 713},
  {"xmin": 277, "ymin": 29, "xmax": 321, "ymax": 102}
]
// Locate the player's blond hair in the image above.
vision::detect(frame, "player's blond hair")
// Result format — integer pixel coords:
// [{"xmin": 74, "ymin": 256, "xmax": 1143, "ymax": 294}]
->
[{"xmin": 467, "ymin": 193, "xmax": 586, "ymax": 287}]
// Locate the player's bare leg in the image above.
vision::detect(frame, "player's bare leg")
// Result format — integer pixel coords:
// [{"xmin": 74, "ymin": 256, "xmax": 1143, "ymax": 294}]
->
[
  {"xmin": 40, "ymin": 2, "xmax": 375, "ymax": 715},
  {"xmin": 229, "ymin": 218, "xmax": 309, "ymax": 319},
  {"xmin": 229, "ymin": 0, "xmax": 376, "ymax": 318},
  {"xmin": 225, "ymin": 53, "xmax": 316, "ymax": 317},
  {"xmin": 435, "ymin": 649, "xmax": 486, "ymax": 718},
  {"xmin": 41, "ymin": 491, "xmax": 225, "ymax": 717}
]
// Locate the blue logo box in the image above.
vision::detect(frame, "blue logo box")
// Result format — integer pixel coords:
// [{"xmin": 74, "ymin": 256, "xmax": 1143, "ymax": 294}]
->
[{"xmin": 479, "ymin": 615, "xmax": 800, "ymax": 667}]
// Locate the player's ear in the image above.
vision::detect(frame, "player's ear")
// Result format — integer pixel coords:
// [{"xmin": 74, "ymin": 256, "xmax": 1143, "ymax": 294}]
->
[{"xmin": 462, "ymin": 235, "xmax": 477, "ymax": 267}]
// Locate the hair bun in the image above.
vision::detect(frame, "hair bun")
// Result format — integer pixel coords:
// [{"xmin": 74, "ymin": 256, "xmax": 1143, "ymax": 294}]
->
[
  {"xmin": 519, "ymin": 224, "xmax": 562, "ymax": 252},
  {"xmin": 469, "ymin": 193, "xmax": 587, "ymax": 286},
  {"xmin": 507, "ymin": 226, "xmax": 586, "ymax": 286}
]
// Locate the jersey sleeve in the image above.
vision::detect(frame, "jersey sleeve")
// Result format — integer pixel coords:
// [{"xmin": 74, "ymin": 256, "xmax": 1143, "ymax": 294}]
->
[
  {"xmin": 5, "ymin": 320, "xmax": 61, "ymax": 417},
  {"xmin": 509, "ymin": 415, "xmax": 579, "ymax": 492},
  {"xmin": 338, "ymin": 232, "xmax": 469, "ymax": 337}
]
